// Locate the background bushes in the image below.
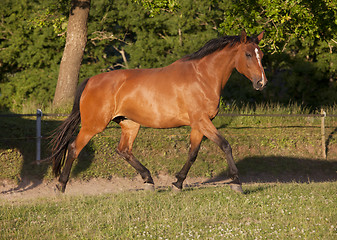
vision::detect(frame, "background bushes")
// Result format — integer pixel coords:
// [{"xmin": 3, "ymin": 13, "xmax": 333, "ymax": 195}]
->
[{"xmin": 1, "ymin": 0, "xmax": 336, "ymax": 112}]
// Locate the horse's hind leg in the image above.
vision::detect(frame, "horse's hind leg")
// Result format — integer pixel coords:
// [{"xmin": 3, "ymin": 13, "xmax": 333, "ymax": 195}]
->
[
  {"xmin": 172, "ymin": 128, "xmax": 204, "ymax": 190},
  {"xmin": 56, "ymin": 127, "xmax": 99, "ymax": 192},
  {"xmin": 116, "ymin": 119, "xmax": 154, "ymax": 189}
]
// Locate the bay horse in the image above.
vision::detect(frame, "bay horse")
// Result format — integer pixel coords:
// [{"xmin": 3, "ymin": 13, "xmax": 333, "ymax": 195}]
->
[{"xmin": 50, "ymin": 30, "xmax": 267, "ymax": 193}]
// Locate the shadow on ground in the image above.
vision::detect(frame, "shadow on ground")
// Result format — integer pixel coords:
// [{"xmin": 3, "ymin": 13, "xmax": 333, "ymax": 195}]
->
[
  {"xmin": 0, "ymin": 115, "xmax": 96, "ymax": 194},
  {"xmin": 203, "ymin": 156, "xmax": 337, "ymax": 185}
]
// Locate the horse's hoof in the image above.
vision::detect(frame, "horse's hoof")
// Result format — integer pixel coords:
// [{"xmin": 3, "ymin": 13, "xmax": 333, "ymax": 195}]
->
[
  {"xmin": 171, "ymin": 182, "xmax": 182, "ymax": 192},
  {"xmin": 230, "ymin": 183, "xmax": 244, "ymax": 194},
  {"xmin": 144, "ymin": 183, "xmax": 155, "ymax": 191}
]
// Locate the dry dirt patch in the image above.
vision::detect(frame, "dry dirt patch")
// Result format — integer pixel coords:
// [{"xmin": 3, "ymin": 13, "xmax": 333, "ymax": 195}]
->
[
  {"xmin": 2, "ymin": 171, "xmax": 336, "ymax": 201},
  {"xmin": 0, "ymin": 174, "xmax": 214, "ymax": 201}
]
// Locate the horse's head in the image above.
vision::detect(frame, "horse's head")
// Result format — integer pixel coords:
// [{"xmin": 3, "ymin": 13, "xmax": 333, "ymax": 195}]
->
[{"xmin": 235, "ymin": 30, "xmax": 267, "ymax": 91}]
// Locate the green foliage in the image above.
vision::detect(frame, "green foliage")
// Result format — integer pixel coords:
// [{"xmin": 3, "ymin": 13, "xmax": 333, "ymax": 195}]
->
[
  {"xmin": 0, "ymin": 0, "xmax": 66, "ymax": 70},
  {"xmin": 221, "ymin": 0, "xmax": 337, "ymax": 54},
  {"xmin": 0, "ymin": 0, "xmax": 66, "ymax": 111},
  {"xmin": 93, "ymin": 0, "xmax": 224, "ymax": 69},
  {"xmin": 133, "ymin": 0, "xmax": 180, "ymax": 17},
  {"xmin": 0, "ymin": 67, "xmax": 58, "ymax": 111}
]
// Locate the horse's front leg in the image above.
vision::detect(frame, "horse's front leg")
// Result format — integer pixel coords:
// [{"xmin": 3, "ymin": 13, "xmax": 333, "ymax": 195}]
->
[
  {"xmin": 196, "ymin": 116, "xmax": 243, "ymax": 194},
  {"xmin": 172, "ymin": 128, "xmax": 204, "ymax": 190}
]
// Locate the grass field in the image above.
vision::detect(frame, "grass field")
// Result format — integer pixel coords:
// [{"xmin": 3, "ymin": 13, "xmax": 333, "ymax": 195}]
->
[
  {"xmin": 0, "ymin": 104, "xmax": 337, "ymax": 239},
  {"xmin": 1, "ymin": 182, "xmax": 336, "ymax": 239}
]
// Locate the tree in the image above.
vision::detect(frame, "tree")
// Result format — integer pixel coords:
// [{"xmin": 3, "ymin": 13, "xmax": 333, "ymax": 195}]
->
[{"xmin": 53, "ymin": 0, "xmax": 91, "ymax": 107}]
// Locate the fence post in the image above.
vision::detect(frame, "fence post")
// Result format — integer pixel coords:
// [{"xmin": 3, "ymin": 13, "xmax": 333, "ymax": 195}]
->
[
  {"xmin": 36, "ymin": 109, "xmax": 43, "ymax": 163},
  {"xmin": 321, "ymin": 108, "xmax": 326, "ymax": 159}
]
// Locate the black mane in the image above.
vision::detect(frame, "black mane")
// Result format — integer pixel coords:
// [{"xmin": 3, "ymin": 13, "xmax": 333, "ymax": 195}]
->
[{"xmin": 183, "ymin": 35, "xmax": 258, "ymax": 61}]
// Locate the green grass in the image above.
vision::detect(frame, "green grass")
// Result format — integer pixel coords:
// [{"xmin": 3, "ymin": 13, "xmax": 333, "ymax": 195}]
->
[
  {"xmin": 1, "ymin": 104, "xmax": 337, "ymax": 239},
  {"xmin": 1, "ymin": 182, "xmax": 336, "ymax": 239}
]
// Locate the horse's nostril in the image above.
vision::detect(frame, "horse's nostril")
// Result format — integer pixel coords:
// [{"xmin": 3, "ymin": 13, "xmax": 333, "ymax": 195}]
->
[{"xmin": 253, "ymin": 80, "xmax": 264, "ymax": 90}]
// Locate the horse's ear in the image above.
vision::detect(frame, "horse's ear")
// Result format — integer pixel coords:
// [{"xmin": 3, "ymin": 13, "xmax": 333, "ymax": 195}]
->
[
  {"xmin": 257, "ymin": 31, "xmax": 264, "ymax": 42},
  {"xmin": 240, "ymin": 30, "xmax": 247, "ymax": 43}
]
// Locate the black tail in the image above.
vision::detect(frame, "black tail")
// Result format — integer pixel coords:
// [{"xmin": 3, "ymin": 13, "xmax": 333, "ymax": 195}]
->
[{"xmin": 50, "ymin": 78, "xmax": 90, "ymax": 177}]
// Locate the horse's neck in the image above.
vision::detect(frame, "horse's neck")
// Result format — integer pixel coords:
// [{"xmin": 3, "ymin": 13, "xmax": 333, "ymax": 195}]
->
[{"xmin": 193, "ymin": 47, "xmax": 237, "ymax": 94}]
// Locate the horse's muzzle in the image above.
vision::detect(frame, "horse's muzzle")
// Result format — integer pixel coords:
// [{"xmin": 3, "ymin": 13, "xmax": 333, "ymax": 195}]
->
[{"xmin": 253, "ymin": 79, "xmax": 267, "ymax": 91}]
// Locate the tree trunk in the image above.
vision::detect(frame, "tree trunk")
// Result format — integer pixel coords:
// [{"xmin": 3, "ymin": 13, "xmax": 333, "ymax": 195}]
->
[{"xmin": 53, "ymin": 0, "xmax": 91, "ymax": 107}]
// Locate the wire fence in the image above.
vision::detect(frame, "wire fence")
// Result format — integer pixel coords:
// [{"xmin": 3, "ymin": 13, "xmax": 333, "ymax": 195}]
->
[
  {"xmin": 0, "ymin": 113, "xmax": 69, "ymax": 117},
  {"xmin": 218, "ymin": 113, "xmax": 337, "ymax": 118},
  {"xmin": 1, "ymin": 109, "xmax": 337, "ymax": 161},
  {"xmin": 4, "ymin": 112, "xmax": 337, "ymax": 118}
]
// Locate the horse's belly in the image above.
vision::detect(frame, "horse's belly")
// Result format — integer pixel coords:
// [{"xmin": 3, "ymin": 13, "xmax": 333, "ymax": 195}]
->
[{"xmin": 118, "ymin": 105, "xmax": 190, "ymax": 129}]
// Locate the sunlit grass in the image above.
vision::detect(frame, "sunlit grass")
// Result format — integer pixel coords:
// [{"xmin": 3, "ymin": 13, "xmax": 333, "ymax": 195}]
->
[{"xmin": 1, "ymin": 182, "xmax": 336, "ymax": 239}]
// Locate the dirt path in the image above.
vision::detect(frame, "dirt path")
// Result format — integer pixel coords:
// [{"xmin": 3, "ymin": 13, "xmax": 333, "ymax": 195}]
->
[
  {"xmin": 0, "ymin": 174, "xmax": 224, "ymax": 201},
  {"xmin": 2, "ymin": 171, "xmax": 336, "ymax": 201}
]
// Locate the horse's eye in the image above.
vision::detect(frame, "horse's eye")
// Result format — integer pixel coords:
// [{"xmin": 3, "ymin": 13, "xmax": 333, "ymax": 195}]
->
[{"xmin": 245, "ymin": 52, "xmax": 252, "ymax": 58}]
